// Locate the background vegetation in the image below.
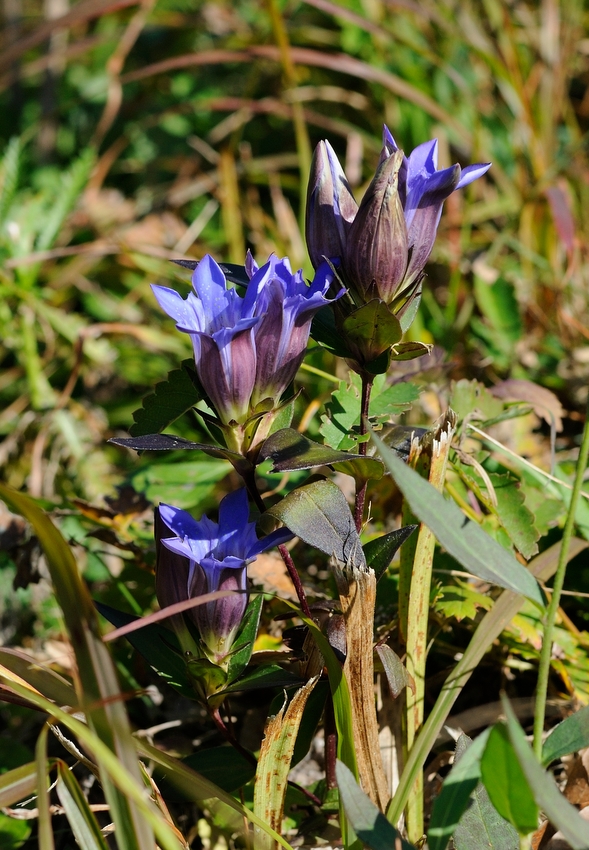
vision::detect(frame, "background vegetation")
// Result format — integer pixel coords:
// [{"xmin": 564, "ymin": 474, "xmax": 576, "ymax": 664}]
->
[{"xmin": 2, "ymin": 1, "xmax": 589, "ymax": 848}]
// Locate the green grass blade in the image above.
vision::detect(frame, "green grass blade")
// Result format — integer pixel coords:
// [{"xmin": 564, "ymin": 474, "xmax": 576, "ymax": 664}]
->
[
  {"xmin": 0, "ymin": 762, "xmax": 37, "ymax": 808},
  {"xmin": 35, "ymin": 725, "xmax": 54, "ymax": 850},
  {"xmin": 56, "ymin": 763, "xmax": 110, "ymax": 850}
]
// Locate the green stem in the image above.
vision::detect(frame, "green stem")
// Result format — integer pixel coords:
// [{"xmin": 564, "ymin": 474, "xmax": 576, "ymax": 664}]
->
[
  {"xmin": 533, "ymin": 395, "xmax": 589, "ymax": 757},
  {"xmin": 353, "ymin": 375, "xmax": 373, "ymax": 533}
]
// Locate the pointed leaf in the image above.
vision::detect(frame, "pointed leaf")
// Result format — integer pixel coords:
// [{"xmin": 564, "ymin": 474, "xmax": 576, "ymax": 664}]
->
[
  {"xmin": 336, "ymin": 761, "xmax": 413, "ymax": 850},
  {"xmin": 218, "ymin": 664, "xmax": 304, "ymax": 695},
  {"xmin": 226, "ymin": 594, "xmax": 264, "ymax": 684},
  {"xmin": 110, "ymin": 433, "xmax": 241, "ymax": 464},
  {"xmin": 542, "ymin": 705, "xmax": 589, "ymax": 767},
  {"xmin": 372, "ymin": 433, "xmax": 544, "ymax": 605},
  {"xmin": 259, "ymin": 428, "xmax": 383, "ymax": 481},
  {"xmin": 480, "ymin": 725, "xmax": 538, "ymax": 834},
  {"xmin": 56, "ymin": 763, "xmax": 110, "ymax": 850},
  {"xmin": 0, "ymin": 762, "xmax": 37, "ymax": 807},
  {"xmin": 375, "ymin": 644, "xmax": 414, "ymax": 699},
  {"xmin": 95, "ymin": 603, "xmax": 196, "ymax": 700},
  {"xmin": 502, "ymin": 697, "xmax": 589, "ymax": 848},
  {"xmin": 364, "ymin": 526, "xmax": 417, "ymax": 581},
  {"xmin": 172, "ymin": 259, "xmax": 250, "ymax": 287}
]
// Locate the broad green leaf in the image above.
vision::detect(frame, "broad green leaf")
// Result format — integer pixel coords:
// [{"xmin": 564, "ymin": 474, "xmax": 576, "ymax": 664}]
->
[
  {"xmin": 369, "ymin": 381, "xmax": 420, "ymax": 417},
  {"xmin": 502, "ymin": 698, "xmax": 589, "ymax": 848},
  {"xmin": 265, "ymin": 479, "xmax": 366, "ymax": 569},
  {"xmin": 320, "ymin": 376, "xmax": 363, "ymax": 450},
  {"xmin": 95, "ymin": 603, "xmax": 196, "ymax": 699},
  {"xmin": 0, "ymin": 762, "xmax": 37, "ymax": 808},
  {"xmin": 364, "ymin": 526, "xmax": 417, "ymax": 580},
  {"xmin": 336, "ymin": 761, "xmax": 413, "ymax": 850},
  {"xmin": 181, "ymin": 748, "xmax": 256, "ymax": 793},
  {"xmin": 342, "ymin": 299, "xmax": 403, "ymax": 355},
  {"xmin": 450, "ymin": 379, "xmax": 504, "ymax": 424},
  {"xmin": 129, "ymin": 359, "xmax": 203, "ymax": 437},
  {"xmin": 226, "ymin": 593, "xmax": 264, "ymax": 684},
  {"xmin": 489, "ymin": 473, "xmax": 540, "ymax": 559},
  {"xmin": 480, "ymin": 725, "xmax": 538, "ymax": 834},
  {"xmin": 56, "ymin": 763, "xmax": 110, "ymax": 850},
  {"xmin": 542, "ymin": 705, "xmax": 589, "ymax": 766},
  {"xmin": 453, "ymin": 740, "xmax": 518, "ymax": 850},
  {"xmin": 435, "ymin": 583, "xmax": 493, "ymax": 622},
  {"xmin": 372, "ymin": 434, "xmax": 544, "ymax": 605},
  {"xmin": 259, "ymin": 427, "xmax": 383, "ymax": 482},
  {"xmin": 310, "ymin": 306, "xmax": 353, "ymax": 357},
  {"xmin": 428, "ymin": 731, "xmax": 490, "ymax": 850}
]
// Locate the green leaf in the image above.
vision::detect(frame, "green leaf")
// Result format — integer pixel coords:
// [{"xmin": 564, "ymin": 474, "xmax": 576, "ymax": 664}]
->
[
  {"xmin": 542, "ymin": 705, "xmax": 589, "ymax": 766},
  {"xmin": 489, "ymin": 473, "xmax": 540, "ymax": 559},
  {"xmin": 375, "ymin": 644, "xmax": 413, "ymax": 699},
  {"xmin": 452, "ymin": 737, "xmax": 519, "ymax": 850},
  {"xmin": 0, "ymin": 137, "xmax": 20, "ymax": 227},
  {"xmin": 265, "ymin": 479, "xmax": 366, "ymax": 569},
  {"xmin": 372, "ymin": 433, "xmax": 544, "ymax": 605},
  {"xmin": 320, "ymin": 376, "xmax": 363, "ymax": 450},
  {"xmin": 310, "ymin": 306, "xmax": 353, "ymax": 357},
  {"xmin": 435, "ymin": 584, "xmax": 493, "ymax": 622},
  {"xmin": 342, "ymin": 299, "xmax": 403, "ymax": 354},
  {"xmin": 502, "ymin": 697, "xmax": 589, "ymax": 847},
  {"xmin": 291, "ymin": 679, "xmax": 329, "ymax": 767},
  {"xmin": 0, "ymin": 813, "xmax": 31, "ymax": 850},
  {"xmin": 129, "ymin": 360, "xmax": 203, "ymax": 437},
  {"xmin": 226, "ymin": 594, "xmax": 264, "ymax": 684},
  {"xmin": 390, "ymin": 341, "xmax": 433, "ymax": 361},
  {"xmin": 428, "ymin": 731, "xmax": 490, "ymax": 850},
  {"xmin": 259, "ymin": 427, "xmax": 383, "ymax": 482},
  {"xmin": 336, "ymin": 761, "xmax": 413, "ymax": 850},
  {"xmin": 35, "ymin": 148, "xmax": 95, "ymax": 253},
  {"xmin": 480, "ymin": 725, "xmax": 538, "ymax": 834},
  {"xmin": 95, "ymin": 603, "xmax": 196, "ymax": 699},
  {"xmin": 218, "ymin": 664, "xmax": 304, "ymax": 695},
  {"xmin": 364, "ymin": 526, "xmax": 417, "ymax": 581},
  {"xmin": 450, "ymin": 379, "xmax": 504, "ymax": 425},
  {"xmin": 56, "ymin": 763, "xmax": 110, "ymax": 850},
  {"xmin": 0, "ymin": 647, "xmax": 76, "ymax": 707},
  {"xmin": 182, "ymin": 747, "xmax": 256, "ymax": 793},
  {"xmin": 369, "ymin": 381, "xmax": 421, "ymax": 417}
]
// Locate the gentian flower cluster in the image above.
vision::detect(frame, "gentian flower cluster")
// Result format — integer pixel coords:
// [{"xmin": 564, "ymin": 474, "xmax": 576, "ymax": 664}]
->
[
  {"xmin": 152, "ymin": 253, "xmax": 337, "ymax": 454},
  {"xmin": 156, "ymin": 489, "xmax": 292, "ymax": 666},
  {"xmin": 306, "ymin": 125, "xmax": 491, "ymax": 318}
]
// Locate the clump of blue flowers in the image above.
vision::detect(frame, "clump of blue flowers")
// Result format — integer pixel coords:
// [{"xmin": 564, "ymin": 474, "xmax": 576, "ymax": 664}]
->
[
  {"xmin": 156, "ymin": 489, "xmax": 292, "ymax": 668},
  {"xmin": 152, "ymin": 253, "xmax": 338, "ymax": 456}
]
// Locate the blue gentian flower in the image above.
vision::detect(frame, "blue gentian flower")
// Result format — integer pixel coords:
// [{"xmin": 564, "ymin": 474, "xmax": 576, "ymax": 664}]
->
[
  {"xmin": 152, "ymin": 254, "xmax": 336, "ymax": 428},
  {"xmin": 156, "ymin": 489, "xmax": 292, "ymax": 663},
  {"xmin": 306, "ymin": 126, "xmax": 491, "ymax": 306}
]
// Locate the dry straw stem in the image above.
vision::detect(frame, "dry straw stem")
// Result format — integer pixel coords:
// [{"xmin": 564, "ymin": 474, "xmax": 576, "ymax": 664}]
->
[
  {"xmin": 403, "ymin": 409, "xmax": 457, "ymax": 842},
  {"xmin": 253, "ymin": 676, "xmax": 319, "ymax": 850},
  {"xmin": 331, "ymin": 557, "xmax": 390, "ymax": 811}
]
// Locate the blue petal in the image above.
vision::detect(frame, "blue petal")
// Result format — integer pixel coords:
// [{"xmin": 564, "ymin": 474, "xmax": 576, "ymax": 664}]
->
[
  {"xmin": 456, "ymin": 162, "xmax": 492, "ymax": 189},
  {"xmin": 152, "ymin": 285, "xmax": 200, "ymax": 331},
  {"xmin": 247, "ymin": 527, "xmax": 295, "ymax": 559},
  {"xmin": 191, "ymin": 255, "xmax": 230, "ymax": 326}
]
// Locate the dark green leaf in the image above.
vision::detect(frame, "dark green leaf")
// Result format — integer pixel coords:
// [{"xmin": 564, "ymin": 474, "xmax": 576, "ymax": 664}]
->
[
  {"xmin": 182, "ymin": 748, "xmax": 256, "ymax": 793},
  {"xmin": 480, "ymin": 725, "xmax": 538, "ymax": 834},
  {"xmin": 372, "ymin": 434, "xmax": 544, "ymax": 605},
  {"xmin": 311, "ymin": 306, "xmax": 353, "ymax": 357},
  {"xmin": 291, "ymin": 680, "xmax": 329, "ymax": 768},
  {"xmin": 129, "ymin": 360, "xmax": 203, "ymax": 437},
  {"xmin": 542, "ymin": 705, "xmax": 589, "ymax": 766},
  {"xmin": 259, "ymin": 428, "xmax": 382, "ymax": 481},
  {"xmin": 226, "ymin": 594, "xmax": 264, "ymax": 684},
  {"xmin": 265, "ymin": 479, "xmax": 366, "ymax": 569},
  {"xmin": 218, "ymin": 664, "xmax": 304, "ymax": 695},
  {"xmin": 428, "ymin": 731, "xmax": 490, "ymax": 850},
  {"xmin": 363, "ymin": 526, "xmax": 417, "ymax": 581},
  {"xmin": 502, "ymin": 697, "xmax": 589, "ymax": 848},
  {"xmin": 336, "ymin": 761, "xmax": 414, "ymax": 850},
  {"xmin": 95, "ymin": 603, "xmax": 195, "ymax": 700},
  {"xmin": 452, "ymin": 736, "xmax": 519, "ymax": 850}
]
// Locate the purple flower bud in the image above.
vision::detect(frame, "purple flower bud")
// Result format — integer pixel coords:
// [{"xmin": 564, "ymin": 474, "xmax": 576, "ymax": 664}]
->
[
  {"xmin": 344, "ymin": 149, "xmax": 408, "ymax": 303},
  {"xmin": 305, "ymin": 126, "xmax": 491, "ymax": 313},
  {"xmin": 306, "ymin": 140, "xmax": 358, "ymax": 270},
  {"xmin": 152, "ymin": 254, "xmax": 338, "ymax": 428},
  {"xmin": 155, "ymin": 489, "xmax": 292, "ymax": 663}
]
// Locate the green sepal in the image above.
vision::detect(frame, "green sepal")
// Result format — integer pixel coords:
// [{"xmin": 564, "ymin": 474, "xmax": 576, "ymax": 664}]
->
[
  {"xmin": 363, "ymin": 526, "xmax": 417, "ymax": 581},
  {"xmin": 226, "ymin": 594, "xmax": 264, "ymax": 684}
]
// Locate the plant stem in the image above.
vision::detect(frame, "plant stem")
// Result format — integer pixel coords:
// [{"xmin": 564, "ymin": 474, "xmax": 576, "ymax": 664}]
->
[
  {"xmin": 211, "ymin": 705, "xmax": 257, "ymax": 768},
  {"xmin": 353, "ymin": 375, "xmax": 373, "ymax": 533},
  {"xmin": 533, "ymin": 395, "xmax": 589, "ymax": 758},
  {"xmin": 243, "ymin": 468, "xmax": 313, "ymax": 620}
]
